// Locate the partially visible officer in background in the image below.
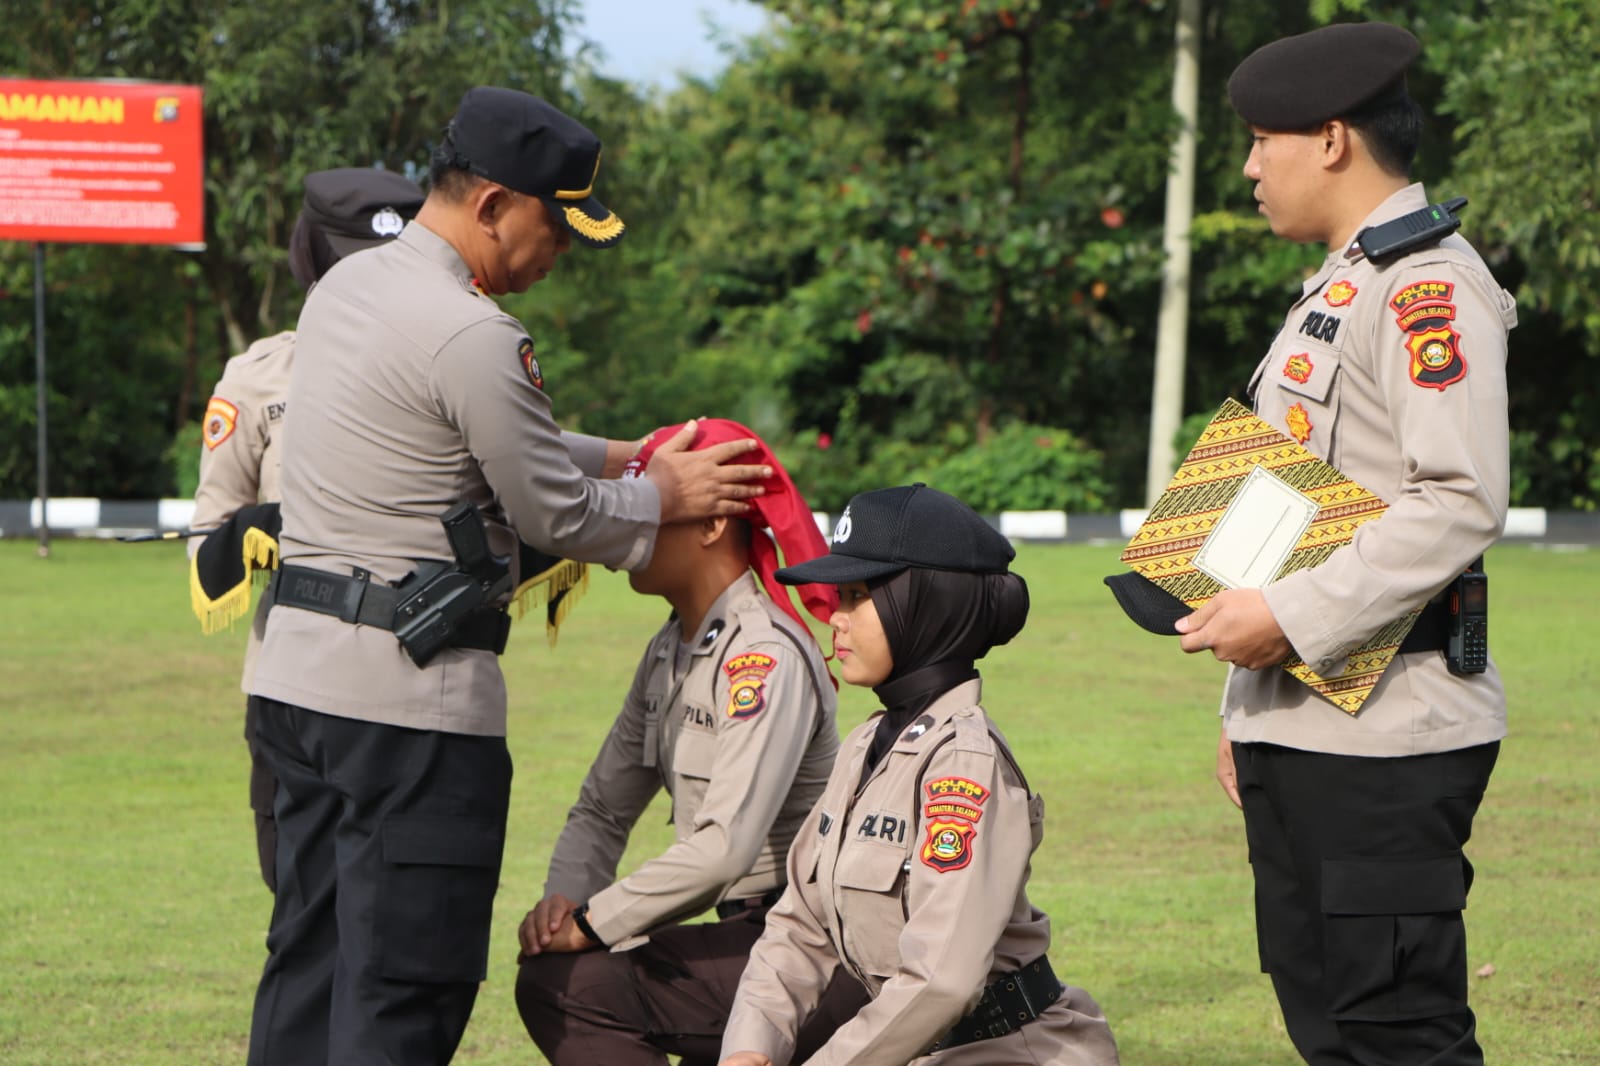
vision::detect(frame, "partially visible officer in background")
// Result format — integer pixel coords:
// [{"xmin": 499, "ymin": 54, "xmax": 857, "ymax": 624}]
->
[
  {"xmin": 516, "ymin": 419, "xmax": 867, "ymax": 1066},
  {"xmin": 1175, "ymin": 23, "xmax": 1517, "ymax": 1064},
  {"xmin": 189, "ymin": 167, "xmax": 423, "ymax": 892},
  {"xmin": 244, "ymin": 88, "xmax": 770, "ymax": 1066}
]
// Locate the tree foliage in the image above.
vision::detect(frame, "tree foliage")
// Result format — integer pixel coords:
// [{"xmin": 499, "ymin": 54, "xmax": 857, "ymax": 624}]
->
[{"xmin": 3, "ymin": 0, "xmax": 1598, "ymax": 510}]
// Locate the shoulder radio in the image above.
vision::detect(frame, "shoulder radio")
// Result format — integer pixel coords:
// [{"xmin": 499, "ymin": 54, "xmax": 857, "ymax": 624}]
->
[{"xmin": 1357, "ymin": 196, "xmax": 1468, "ymax": 264}]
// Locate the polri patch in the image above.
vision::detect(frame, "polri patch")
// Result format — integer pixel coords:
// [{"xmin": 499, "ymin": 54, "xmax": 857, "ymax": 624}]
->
[
  {"xmin": 517, "ymin": 337, "xmax": 544, "ymax": 391},
  {"xmin": 1285, "ymin": 402, "xmax": 1313, "ymax": 444},
  {"xmin": 921, "ymin": 818, "xmax": 977, "ymax": 873},
  {"xmin": 1324, "ymin": 280, "xmax": 1358, "ymax": 307},
  {"xmin": 724, "ymin": 652, "xmax": 776, "ymax": 720},
  {"xmin": 203, "ymin": 397, "xmax": 239, "ymax": 450}
]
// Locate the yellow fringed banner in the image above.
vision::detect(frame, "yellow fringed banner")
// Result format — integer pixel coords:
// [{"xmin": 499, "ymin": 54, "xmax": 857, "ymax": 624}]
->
[
  {"xmin": 511, "ymin": 557, "xmax": 589, "ymax": 646},
  {"xmin": 190, "ymin": 526, "xmax": 279, "ymax": 635}
]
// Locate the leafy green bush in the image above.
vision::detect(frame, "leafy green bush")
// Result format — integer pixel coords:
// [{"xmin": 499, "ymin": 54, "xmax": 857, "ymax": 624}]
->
[{"xmin": 926, "ymin": 422, "xmax": 1113, "ymax": 513}]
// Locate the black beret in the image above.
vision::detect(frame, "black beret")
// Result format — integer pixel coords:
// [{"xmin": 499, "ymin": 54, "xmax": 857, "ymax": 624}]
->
[
  {"xmin": 1228, "ymin": 22, "xmax": 1420, "ymax": 130},
  {"xmin": 288, "ymin": 167, "xmax": 423, "ymax": 288},
  {"xmin": 440, "ymin": 87, "xmax": 624, "ymax": 249}
]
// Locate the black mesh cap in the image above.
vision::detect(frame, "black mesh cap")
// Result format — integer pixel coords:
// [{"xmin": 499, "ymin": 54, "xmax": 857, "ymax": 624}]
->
[
  {"xmin": 1103, "ymin": 572, "xmax": 1193, "ymax": 635},
  {"xmin": 774, "ymin": 484, "xmax": 1013, "ymax": 586}
]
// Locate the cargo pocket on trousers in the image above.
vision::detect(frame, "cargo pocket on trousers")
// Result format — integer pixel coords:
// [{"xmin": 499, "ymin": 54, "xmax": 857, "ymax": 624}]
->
[
  {"xmin": 375, "ymin": 814, "xmax": 505, "ymax": 984},
  {"xmin": 1321, "ymin": 854, "xmax": 1469, "ymax": 1021}
]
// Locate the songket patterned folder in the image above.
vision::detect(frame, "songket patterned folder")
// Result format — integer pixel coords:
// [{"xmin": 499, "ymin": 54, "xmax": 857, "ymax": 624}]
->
[{"xmin": 1120, "ymin": 398, "xmax": 1418, "ymax": 714}]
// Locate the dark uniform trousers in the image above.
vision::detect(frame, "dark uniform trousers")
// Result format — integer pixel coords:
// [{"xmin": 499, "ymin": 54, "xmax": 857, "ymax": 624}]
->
[
  {"xmin": 244, "ymin": 695, "xmax": 279, "ymax": 892},
  {"xmin": 1234, "ymin": 741, "xmax": 1499, "ymax": 1066},
  {"xmin": 515, "ymin": 906, "xmax": 870, "ymax": 1066},
  {"xmin": 248, "ymin": 697, "xmax": 512, "ymax": 1066}
]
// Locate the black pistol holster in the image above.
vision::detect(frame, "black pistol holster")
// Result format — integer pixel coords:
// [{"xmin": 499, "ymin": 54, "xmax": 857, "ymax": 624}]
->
[{"xmin": 273, "ymin": 501, "xmax": 513, "ymax": 667}]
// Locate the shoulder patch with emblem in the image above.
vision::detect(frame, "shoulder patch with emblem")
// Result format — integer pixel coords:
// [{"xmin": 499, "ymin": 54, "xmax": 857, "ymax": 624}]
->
[
  {"xmin": 203, "ymin": 397, "xmax": 239, "ymax": 450},
  {"xmin": 516, "ymin": 336, "xmax": 544, "ymax": 391},
  {"xmin": 724, "ymin": 651, "xmax": 776, "ymax": 720},
  {"xmin": 1391, "ymin": 282, "xmax": 1466, "ymax": 391},
  {"xmin": 921, "ymin": 818, "xmax": 977, "ymax": 873}
]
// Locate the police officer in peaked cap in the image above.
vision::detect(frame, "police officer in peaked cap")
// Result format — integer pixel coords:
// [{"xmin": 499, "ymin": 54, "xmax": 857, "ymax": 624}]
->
[
  {"xmin": 1169, "ymin": 23, "xmax": 1515, "ymax": 1065},
  {"xmin": 243, "ymin": 89, "xmax": 772, "ymax": 1066}
]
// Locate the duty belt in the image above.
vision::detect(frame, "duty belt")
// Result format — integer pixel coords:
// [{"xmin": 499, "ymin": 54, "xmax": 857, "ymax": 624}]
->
[
  {"xmin": 271, "ymin": 564, "xmax": 510, "ymax": 655},
  {"xmin": 1397, "ymin": 599, "xmax": 1450, "ymax": 654},
  {"xmin": 929, "ymin": 956, "xmax": 1062, "ymax": 1052},
  {"xmin": 714, "ymin": 888, "xmax": 784, "ymax": 920}
]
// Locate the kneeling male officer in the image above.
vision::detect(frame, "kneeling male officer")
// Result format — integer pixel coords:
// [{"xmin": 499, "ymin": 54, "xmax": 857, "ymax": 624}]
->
[
  {"xmin": 516, "ymin": 420, "xmax": 867, "ymax": 1066},
  {"xmin": 245, "ymin": 89, "xmax": 770, "ymax": 1066}
]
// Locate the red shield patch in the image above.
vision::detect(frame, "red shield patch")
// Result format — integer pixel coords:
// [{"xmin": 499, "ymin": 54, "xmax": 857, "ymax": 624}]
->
[
  {"xmin": 724, "ymin": 652, "xmax": 776, "ymax": 720},
  {"xmin": 1406, "ymin": 326, "xmax": 1467, "ymax": 391},
  {"xmin": 517, "ymin": 336, "xmax": 544, "ymax": 392},
  {"xmin": 920, "ymin": 818, "xmax": 977, "ymax": 873}
]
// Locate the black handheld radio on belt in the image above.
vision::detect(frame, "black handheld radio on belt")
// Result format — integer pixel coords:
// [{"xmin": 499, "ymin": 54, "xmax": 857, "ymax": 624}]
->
[
  {"xmin": 1445, "ymin": 559, "xmax": 1489, "ymax": 675},
  {"xmin": 391, "ymin": 502, "xmax": 513, "ymax": 666},
  {"xmin": 1357, "ymin": 197, "xmax": 1467, "ymax": 264}
]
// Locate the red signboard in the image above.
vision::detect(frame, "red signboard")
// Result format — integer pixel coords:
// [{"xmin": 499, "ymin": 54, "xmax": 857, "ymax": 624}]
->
[{"xmin": 0, "ymin": 78, "xmax": 204, "ymax": 246}]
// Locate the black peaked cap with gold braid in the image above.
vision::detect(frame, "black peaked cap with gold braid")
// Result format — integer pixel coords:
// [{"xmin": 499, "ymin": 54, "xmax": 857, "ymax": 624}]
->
[{"xmin": 441, "ymin": 87, "xmax": 625, "ymax": 248}]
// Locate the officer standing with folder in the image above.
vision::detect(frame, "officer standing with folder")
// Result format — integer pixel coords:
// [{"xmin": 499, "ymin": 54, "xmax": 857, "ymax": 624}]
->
[
  {"xmin": 1171, "ymin": 23, "xmax": 1516, "ymax": 1066},
  {"xmin": 244, "ymin": 88, "xmax": 770, "ymax": 1066}
]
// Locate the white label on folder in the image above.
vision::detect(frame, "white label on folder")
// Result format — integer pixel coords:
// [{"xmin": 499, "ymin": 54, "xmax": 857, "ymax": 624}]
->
[{"xmin": 1192, "ymin": 464, "xmax": 1317, "ymax": 589}]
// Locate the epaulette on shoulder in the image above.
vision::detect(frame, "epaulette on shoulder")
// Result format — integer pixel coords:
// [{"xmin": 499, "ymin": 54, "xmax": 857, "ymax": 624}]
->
[{"xmin": 951, "ymin": 707, "xmax": 995, "ymax": 755}]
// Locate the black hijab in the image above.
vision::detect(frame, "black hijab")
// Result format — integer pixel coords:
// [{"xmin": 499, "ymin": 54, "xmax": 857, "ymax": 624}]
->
[{"xmin": 861, "ymin": 566, "xmax": 1029, "ymax": 773}]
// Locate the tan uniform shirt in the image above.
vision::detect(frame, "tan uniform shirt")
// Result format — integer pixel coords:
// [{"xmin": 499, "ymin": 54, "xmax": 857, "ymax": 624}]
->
[
  {"xmin": 543, "ymin": 571, "xmax": 839, "ymax": 946},
  {"xmin": 190, "ymin": 331, "xmax": 294, "ymax": 692},
  {"xmin": 1226, "ymin": 183, "xmax": 1517, "ymax": 756},
  {"xmin": 251, "ymin": 222, "xmax": 660, "ymax": 737},
  {"xmin": 724, "ymin": 680, "xmax": 1118, "ymax": 1066}
]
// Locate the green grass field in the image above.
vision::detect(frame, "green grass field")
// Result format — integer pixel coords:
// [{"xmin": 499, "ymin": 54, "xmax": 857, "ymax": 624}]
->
[{"xmin": 1, "ymin": 539, "xmax": 1596, "ymax": 1064}]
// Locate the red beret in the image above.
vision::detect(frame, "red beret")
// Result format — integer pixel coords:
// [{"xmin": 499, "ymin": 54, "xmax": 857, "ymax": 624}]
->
[
  {"xmin": 1228, "ymin": 22, "xmax": 1420, "ymax": 130},
  {"xmin": 625, "ymin": 420, "xmax": 839, "ymax": 634}
]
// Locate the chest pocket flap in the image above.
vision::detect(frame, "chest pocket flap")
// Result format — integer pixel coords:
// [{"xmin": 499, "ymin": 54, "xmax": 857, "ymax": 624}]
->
[
  {"xmin": 836, "ymin": 839, "xmax": 909, "ymax": 892},
  {"xmin": 671, "ymin": 725, "xmax": 717, "ymax": 781}
]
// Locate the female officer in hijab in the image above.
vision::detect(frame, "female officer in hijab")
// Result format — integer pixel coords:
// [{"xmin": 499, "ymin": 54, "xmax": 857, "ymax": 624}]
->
[{"xmin": 718, "ymin": 484, "xmax": 1119, "ymax": 1066}]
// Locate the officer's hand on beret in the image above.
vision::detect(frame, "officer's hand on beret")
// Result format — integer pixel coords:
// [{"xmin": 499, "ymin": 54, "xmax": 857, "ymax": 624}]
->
[{"xmin": 647, "ymin": 420, "xmax": 770, "ymax": 523}]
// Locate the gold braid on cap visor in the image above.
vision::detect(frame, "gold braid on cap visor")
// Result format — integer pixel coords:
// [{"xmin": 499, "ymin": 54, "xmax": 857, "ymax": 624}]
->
[{"xmin": 563, "ymin": 205, "xmax": 625, "ymax": 242}]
